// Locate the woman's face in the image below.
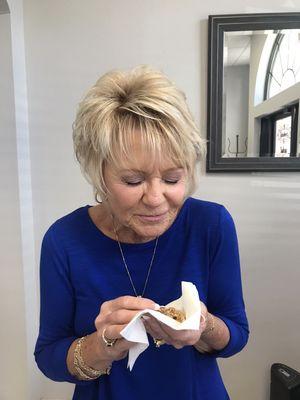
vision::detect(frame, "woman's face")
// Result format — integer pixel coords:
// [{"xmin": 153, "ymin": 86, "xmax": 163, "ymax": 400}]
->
[{"xmin": 103, "ymin": 142, "xmax": 188, "ymax": 243}]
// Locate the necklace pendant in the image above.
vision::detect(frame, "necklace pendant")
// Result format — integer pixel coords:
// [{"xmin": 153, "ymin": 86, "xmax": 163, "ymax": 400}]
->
[{"xmin": 137, "ymin": 295, "xmax": 142, "ymax": 298}]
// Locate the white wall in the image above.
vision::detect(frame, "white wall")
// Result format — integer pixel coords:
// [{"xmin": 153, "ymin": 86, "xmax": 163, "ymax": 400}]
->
[
  {"xmin": 4, "ymin": 1, "xmax": 300, "ymax": 399},
  {"xmin": 248, "ymin": 33, "xmax": 269, "ymax": 156},
  {"xmin": 0, "ymin": 11, "xmax": 27, "ymax": 400}
]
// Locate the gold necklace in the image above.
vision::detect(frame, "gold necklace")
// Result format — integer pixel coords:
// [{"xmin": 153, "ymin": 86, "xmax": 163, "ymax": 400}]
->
[{"xmin": 113, "ymin": 227, "xmax": 159, "ymax": 298}]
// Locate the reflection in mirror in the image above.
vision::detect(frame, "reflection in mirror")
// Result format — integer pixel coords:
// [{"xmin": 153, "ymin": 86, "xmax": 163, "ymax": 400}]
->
[{"xmin": 223, "ymin": 29, "xmax": 300, "ymax": 158}]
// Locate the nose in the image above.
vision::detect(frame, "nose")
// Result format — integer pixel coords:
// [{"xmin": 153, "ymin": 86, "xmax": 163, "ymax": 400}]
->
[{"xmin": 142, "ymin": 180, "xmax": 165, "ymax": 208}]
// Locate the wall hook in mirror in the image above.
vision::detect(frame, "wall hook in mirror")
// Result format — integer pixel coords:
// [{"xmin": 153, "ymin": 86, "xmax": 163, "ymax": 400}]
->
[{"xmin": 227, "ymin": 135, "xmax": 248, "ymax": 158}]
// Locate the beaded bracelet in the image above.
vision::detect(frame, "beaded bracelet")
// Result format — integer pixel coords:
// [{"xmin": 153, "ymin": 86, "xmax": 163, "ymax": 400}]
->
[{"xmin": 74, "ymin": 336, "xmax": 111, "ymax": 380}]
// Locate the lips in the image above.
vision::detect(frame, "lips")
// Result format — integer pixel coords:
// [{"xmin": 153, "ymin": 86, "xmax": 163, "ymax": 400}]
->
[{"xmin": 137, "ymin": 212, "xmax": 168, "ymax": 223}]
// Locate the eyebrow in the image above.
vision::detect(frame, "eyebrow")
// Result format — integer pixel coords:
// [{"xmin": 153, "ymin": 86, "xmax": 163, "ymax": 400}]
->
[{"xmin": 119, "ymin": 168, "xmax": 184, "ymax": 174}]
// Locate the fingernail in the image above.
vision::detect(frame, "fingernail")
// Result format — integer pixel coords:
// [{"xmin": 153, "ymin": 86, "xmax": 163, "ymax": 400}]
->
[
  {"xmin": 154, "ymin": 303, "xmax": 160, "ymax": 310},
  {"xmin": 142, "ymin": 315, "xmax": 150, "ymax": 321}
]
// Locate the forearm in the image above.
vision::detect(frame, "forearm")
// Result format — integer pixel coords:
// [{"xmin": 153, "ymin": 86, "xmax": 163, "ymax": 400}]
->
[
  {"xmin": 194, "ymin": 313, "xmax": 230, "ymax": 353},
  {"xmin": 67, "ymin": 332, "xmax": 112, "ymax": 378}
]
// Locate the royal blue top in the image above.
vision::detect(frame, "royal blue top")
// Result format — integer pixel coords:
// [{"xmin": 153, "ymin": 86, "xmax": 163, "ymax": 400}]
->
[{"xmin": 34, "ymin": 197, "xmax": 249, "ymax": 400}]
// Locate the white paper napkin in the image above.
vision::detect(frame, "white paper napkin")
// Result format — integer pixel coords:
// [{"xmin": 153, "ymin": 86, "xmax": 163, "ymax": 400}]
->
[{"xmin": 120, "ymin": 281, "xmax": 201, "ymax": 370}]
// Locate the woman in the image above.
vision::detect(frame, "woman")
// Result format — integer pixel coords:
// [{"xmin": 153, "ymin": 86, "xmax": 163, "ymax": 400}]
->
[{"xmin": 35, "ymin": 66, "xmax": 249, "ymax": 400}]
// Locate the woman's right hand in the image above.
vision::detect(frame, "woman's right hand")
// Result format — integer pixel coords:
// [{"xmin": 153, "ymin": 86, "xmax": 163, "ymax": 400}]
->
[{"xmin": 94, "ymin": 296, "xmax": 158, "ymax": 363}]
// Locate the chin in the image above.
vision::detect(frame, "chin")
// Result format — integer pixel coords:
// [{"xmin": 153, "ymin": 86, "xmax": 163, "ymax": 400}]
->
[
  {"xmin": 128, "ymin": 211, "xmax": 178, "ymax": 241},
  {"xmin": 135, "ymin": 221, "xmax": 171, "ymax": 240}
]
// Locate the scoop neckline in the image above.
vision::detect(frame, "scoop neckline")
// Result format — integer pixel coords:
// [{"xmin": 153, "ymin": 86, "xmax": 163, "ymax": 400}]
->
[{"xmin": 84, "ymin": 198, "xmax": 190, "ymax": 249}]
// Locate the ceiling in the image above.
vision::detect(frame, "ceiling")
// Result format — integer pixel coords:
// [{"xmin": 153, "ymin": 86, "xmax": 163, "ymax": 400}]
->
[{"xmin": 224, "ymin": 32, "xmax": 251, "ymax": 67}]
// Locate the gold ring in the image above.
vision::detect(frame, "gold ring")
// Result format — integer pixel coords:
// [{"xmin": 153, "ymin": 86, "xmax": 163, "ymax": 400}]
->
[
  {"xmin": 102, "ymin": 327, "xmax": 117, "ymax": 347},
  {"xmin": 153, "ymin": 338, "xmax": 165, "ymax": 348}
]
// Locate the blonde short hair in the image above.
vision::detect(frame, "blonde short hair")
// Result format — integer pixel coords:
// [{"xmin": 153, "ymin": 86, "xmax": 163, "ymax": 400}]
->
[{"xmin": 73, "ymin": 65, "xmax": 206, "ymax": 202}]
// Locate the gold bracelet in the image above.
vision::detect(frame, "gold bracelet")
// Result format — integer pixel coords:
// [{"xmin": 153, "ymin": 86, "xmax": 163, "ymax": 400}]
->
[
  {"xmin": 203, "ymin": 313, "xmax": 215, "ymax": 335},
  {"xmin": 74, "ymin": 336, "xmax": 111, "ymax": 380}
]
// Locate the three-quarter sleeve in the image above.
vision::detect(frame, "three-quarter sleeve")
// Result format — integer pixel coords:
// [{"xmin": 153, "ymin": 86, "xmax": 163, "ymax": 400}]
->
[
  {"xmin": 34, "ymin": 226, "xmax": 90, "ymax": 385},
  {"xmin": 206, "ymin": 206, "xmax": 249, "ymax": 358}
]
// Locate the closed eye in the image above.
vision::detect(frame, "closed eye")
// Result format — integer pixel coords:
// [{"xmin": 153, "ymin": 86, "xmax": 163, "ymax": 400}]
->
[
  {"xmin": 123, "ymin": 179, "xmax": 143, "ymax": 186},
  {"xmin": 164, "ymin": 179, "xmax": 179, "ymax": 184}
]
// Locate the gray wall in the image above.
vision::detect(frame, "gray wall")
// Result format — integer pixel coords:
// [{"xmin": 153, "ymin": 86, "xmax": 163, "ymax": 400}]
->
[
  {"xmin": 4, "ymin": 1, "xmax": 300, "ymax": 399},
  {"xmin": 224, "ymin": 65, "xmax": 249, "ymax": 157}
]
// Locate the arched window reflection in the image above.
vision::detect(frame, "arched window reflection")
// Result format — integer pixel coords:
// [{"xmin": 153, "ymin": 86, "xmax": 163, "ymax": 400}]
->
[{"xmin": 265, "ymin": 30, "xmax": 300, "ymax": 100}]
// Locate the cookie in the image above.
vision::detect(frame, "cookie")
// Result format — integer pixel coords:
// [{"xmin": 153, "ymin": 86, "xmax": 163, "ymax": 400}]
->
[{"xmin": 158, "ymin": 306, "xmax": 186, "ymax": 322}]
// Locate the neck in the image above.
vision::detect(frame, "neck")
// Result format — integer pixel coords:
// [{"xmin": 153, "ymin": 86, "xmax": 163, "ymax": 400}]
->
[
  {"xmin": 89, "ymin": 203, "xmax": 157, "ymax": 244},
  {"xmin": 112, "ymin": 215, "xmax": 157, "ymax": 244}
]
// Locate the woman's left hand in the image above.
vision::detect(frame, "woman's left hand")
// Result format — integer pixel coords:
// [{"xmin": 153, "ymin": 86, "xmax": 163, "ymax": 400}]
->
[{"xmin": 142, "ymin": 301, "xmax": 208, "ymax": 349}]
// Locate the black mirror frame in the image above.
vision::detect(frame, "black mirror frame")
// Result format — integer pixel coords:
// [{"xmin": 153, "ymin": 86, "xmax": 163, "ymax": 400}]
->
[{"xmin": 207, "ymin": 13, "xmax": 300, "ymax": 172}]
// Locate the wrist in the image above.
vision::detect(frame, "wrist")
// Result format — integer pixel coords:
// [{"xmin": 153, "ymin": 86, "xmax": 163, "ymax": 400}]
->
[
  {"xmin": 88, "ymin": 332, "xmax": 114, "ymax": 368},
  {"xmin": 202, "ymin": 313, "xmax": 215, "ymax": 336},
  {"xmin": 74, "ymin": 336, "xmax": 112, "ymax": 380}
]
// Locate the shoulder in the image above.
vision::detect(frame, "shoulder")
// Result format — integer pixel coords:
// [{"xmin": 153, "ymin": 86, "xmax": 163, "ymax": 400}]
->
[
  {"xmin": 185, "ymin": 197, "xmax": 232, "ymax": 227},
  {"xmin": 186, "ymin": 197, "xmax": 223, "ymax": 213},
  {"xmin": 42, "ymin": 205, "xmax": 89, "ymax": 247}
]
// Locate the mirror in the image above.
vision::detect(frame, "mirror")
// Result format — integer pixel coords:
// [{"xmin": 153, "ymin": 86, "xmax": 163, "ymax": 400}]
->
[{"xmin": 207, "ymin": 13, "xmax": 300, "ymax": 171}]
